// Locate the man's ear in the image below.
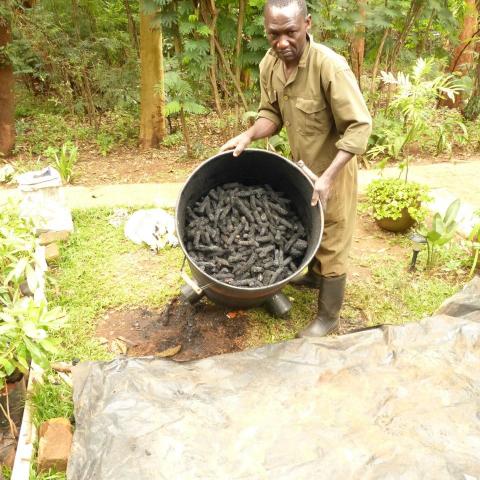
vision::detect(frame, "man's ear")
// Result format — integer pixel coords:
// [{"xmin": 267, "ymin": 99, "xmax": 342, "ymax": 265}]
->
[{"xmin": 305, "ymin": 14, "xmax": 312, "ymax": 31}]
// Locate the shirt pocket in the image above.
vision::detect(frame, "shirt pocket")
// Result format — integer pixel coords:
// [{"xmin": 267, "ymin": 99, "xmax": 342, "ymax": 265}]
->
[{"xmin": 295, "ymin": 97, "xmax": 329, "ymax": 135}]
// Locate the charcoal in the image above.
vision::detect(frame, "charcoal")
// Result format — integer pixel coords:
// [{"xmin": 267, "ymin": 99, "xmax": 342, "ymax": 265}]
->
[
  {"xmin": 184, "ymin": 182, "xmax": 308, "ymax": 288},
  {"xmin": 293, "ymin": 239, "xmax": 308, "ymax": 251}
]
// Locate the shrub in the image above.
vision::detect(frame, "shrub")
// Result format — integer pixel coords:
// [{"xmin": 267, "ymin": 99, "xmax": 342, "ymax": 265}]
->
[{"xmin": 365, "ymin": 178, "xmax": 431, "ymax": 222}]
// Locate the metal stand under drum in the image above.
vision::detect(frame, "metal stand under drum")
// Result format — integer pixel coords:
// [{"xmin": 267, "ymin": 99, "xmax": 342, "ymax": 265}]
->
[{"xmin": 179, "ymin": 275, "xmax": 292, "ymax": 319}]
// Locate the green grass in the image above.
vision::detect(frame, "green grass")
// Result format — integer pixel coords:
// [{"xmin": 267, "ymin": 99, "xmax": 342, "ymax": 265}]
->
[
  {"xmin": 29, "ymin": 467, "xmax": 66, "ymax": 480},
  {"xmin": 344, "ymin": 255, "xmax": 463, "ymax": 327},
  {"xmin": 30, "ymin": 376, "xmax": 74, "ymax": 428},
  {"xmin": 48, "ymin": 207, "xmax": 184, "ymax": 362}
]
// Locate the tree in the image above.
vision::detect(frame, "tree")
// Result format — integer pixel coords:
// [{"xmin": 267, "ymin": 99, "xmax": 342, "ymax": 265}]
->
[
  {"xmin": 139, "ymin": 3, "xmax": 166, "ymax": 149},
  {"xmin": 463, "ymin": 32, "xmax": 480, "ymax": 119},
  {"xmin": 444, "ymin": 0, "xmax": 478, "ymax": 108},
  {"xmin": 350, "ymin": 0, "xmax": 367, "ymax": 87},
  {"xmin": 0, "ymin": 0, "xmax": 15, "ymax": 157}
]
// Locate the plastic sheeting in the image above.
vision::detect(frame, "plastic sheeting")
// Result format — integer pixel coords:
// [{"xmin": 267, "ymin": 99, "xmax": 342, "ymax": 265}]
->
[{"xmin": 68, "ymin": 278, "xmax": 480, "ymax": 480}]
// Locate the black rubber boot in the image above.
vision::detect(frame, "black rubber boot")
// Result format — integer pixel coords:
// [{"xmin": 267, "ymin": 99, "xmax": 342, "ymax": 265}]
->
[
  {"xmin": 290, "ymin": 265, "xmax": 322, "ymax": 289},
  {"xmin": 297, "ymin": 274, "xmax": 346, "ymax": 338}
]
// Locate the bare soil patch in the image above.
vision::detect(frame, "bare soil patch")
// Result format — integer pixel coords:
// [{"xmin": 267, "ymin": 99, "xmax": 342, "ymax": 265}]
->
[
  {"xmin": 96, "ymin": 299, "xmax": 249, "ymax": 362},
  {"xmin": 349, "ymin": 212, "xmax": 406, "ymax": 280}
]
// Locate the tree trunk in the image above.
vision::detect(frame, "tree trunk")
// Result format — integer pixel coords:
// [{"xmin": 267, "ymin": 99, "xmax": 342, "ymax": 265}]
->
[
  {"xmin": 463, "ymin": 38, "xmax": 480, "ymax": 120},
  {"xmin": 235, "ymin": 0, "xmax": 246, "ymax": 84},
  {"xmin": 370, "ymin": 27, "xmax": 390, "ymax": 95},
  {"xmin": 179, "ymin": 107, "xmax": 192, "ymax": 157},
  {"xmin": 0, "ymin": 7, "xmax": 15, "ymax": 157},
  {"xmin": 386, "ymin": 0, "xmax": 425, "ymax": 72},
  {"xmin": 139, "ymin": 6, "xmax": 166, "ymax": 149},
  {"xmin": 234, "ymin": 0, "xmax": 246, "ymax": 129},
  {"xmin": 442, "ymin": 0, "xmax": 478, "ymax": 108},
  {"xmin": 350, "ymin": 0, "xmax": 366, "ymax": 88},
  {"xmin": 416, "ymin": 9, "xmax": 435, "ymax": 56},
  {"xmin": 200, "ymin": 0, "xmax": 222, "ymax": 114},
  {"xmin": 214, "ymin": 36, "xmax": 248, "ymax": 110},
  {"xmin": 449, "ymin": 0, "xmax": 478, "ymax": 73},
  {"xmin": 123, "ymin": 0, "xmax": 139, "ymax": 54}
]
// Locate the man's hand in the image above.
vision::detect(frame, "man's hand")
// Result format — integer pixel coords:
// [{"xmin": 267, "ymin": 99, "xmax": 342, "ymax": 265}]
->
[
  {"xmin": 311, "ymin": 175, "xmax": 333, "ymax": 208},
  {"xmin": 219, "ymin": 118, "xmax": 278, "ymax": 157},
  {"xmin": 297, "ymin": 160, "xmax": 328, "ymax": 208},
  {"xmin": 298, "ymin": 149, "xmax": 354, "ymax": 209},
  {"xmin": 219, "ymin": 132, "xmax": 252, "ymax": 157}
]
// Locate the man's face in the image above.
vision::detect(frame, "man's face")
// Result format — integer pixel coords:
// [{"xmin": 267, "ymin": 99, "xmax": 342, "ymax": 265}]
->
[{"xmin": 264, "ymin": 3, "xmax": 311, "ymax": 65}]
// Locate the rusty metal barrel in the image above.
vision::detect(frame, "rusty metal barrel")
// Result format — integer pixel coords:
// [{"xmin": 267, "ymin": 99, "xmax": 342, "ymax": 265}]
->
[{"xmin": 175, "ymin": 148, "xmax": 323, "ymax": 316}]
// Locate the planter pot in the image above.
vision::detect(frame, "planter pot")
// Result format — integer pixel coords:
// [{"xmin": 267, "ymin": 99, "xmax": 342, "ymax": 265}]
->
[{"xmin": 375, "ymin": 208, "xmax": 416, "ymax": 233}]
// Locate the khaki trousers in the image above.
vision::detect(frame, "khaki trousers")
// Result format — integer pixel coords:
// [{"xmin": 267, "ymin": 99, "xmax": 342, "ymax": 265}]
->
[{"xmin": 311, "ymin": 158, "xmax": 357, "ymax": 277}]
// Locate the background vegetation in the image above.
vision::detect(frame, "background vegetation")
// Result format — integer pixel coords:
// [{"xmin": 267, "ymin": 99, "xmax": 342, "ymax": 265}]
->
[{"xmin": 0, "ymin": 0, "xmax": 479, "ymax": 162}]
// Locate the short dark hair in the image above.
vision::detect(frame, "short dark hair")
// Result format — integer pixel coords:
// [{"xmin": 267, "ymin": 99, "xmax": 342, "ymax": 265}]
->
[{"xmin": 264, "ymin": 0, "xmax": 308, "ymax": 18}]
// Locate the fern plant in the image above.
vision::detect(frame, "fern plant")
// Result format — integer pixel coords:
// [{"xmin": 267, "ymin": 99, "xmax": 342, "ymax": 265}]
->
[{"xmin": 159, "ymin": 70, "xmax": 207, "ymax": 157}]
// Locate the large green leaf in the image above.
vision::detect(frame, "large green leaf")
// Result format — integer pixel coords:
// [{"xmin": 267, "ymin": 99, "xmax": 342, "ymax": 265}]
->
[
  {"xmin": 0, "ymin": 358, "xmax": 15, "ymax": 376},
  {"xmin": 443, "ymin": 198, "xmax": 461, "ymax": 225},
  {"xmin": 432, "ymin": 213, "xmax": 445, "ymax": 236}
]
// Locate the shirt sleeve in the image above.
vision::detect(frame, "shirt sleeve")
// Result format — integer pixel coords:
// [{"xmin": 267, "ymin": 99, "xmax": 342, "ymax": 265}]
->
[
  {"xmin": 257, "ymin": 56, "xmax": 283, "ymax": 130},
  {"xmin": 324, "ymin": 68, "xmax": 372, "ymax": 156}
]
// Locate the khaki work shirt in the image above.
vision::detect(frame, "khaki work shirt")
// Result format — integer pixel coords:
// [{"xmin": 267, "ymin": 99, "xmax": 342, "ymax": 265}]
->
[{"xmin": 258, "ymin": 37, "xmax": 372, "ymax": 175}]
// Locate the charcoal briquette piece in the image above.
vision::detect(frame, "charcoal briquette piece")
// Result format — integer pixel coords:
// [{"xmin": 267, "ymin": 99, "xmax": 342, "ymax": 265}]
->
[
  {"xmin": 293, "ymin": 239, "xmax": 308, "ymax": 251},
  {"xmin": 268, "ymin": 202, "xmax": 289, "ymax": 216},
  {"xmin": 223, "ymin": 182, "xmax": 242, "ymax": 189},
  {"xmin": 258, "ymin": 245, "xmax": 275, "ymax": 258}
]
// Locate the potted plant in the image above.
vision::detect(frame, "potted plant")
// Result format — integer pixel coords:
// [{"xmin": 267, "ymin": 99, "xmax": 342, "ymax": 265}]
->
[
  {"xmin": 364, "ymin": 58, "xmax": 460, "ymax": 233},
  {"xmin": 365, "ymin": 178, "xmax": 431, "ymax": 232}
]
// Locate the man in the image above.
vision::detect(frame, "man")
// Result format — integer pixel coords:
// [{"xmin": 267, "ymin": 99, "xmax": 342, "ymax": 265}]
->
[{"xmin": 220, "ymin": 0, "xmax": 372, "ymax": 337}]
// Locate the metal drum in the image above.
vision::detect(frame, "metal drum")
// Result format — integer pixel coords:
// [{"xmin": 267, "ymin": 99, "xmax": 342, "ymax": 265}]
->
[{"xmin": 175, "ymin": 148, "xmax": 323, "ymax": 317}]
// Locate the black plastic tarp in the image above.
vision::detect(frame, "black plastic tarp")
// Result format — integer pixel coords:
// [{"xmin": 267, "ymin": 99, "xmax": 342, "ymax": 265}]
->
[{"xmin": 67, "ymin": 277, "xmax": 480, "ymax": 479}]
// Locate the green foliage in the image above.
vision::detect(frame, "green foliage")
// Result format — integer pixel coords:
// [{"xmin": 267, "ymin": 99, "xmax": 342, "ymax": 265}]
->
[
  {"xmin": 268, "ymin": 128, "xmax": 291, "ymax": 158},
  {"xmin": 419, "ymin": 199, "xmax": 461, "ymax": 268},
  {"xmin": 44, "ymin": 142, "xmax": 78, "ymax": 184},
  {"xmin": 0, "ymin": 297, "xmax": 66, "ymax": 384},
  {"xmin": 29, "ymin": 468, "xmax": 66, "ymax": 480},
  {"xmin": 10, "ymin": 0, "xmax": 139, "ymax": 120},
  {"xmin": 368, "ymin": 58, "xmax": 464, "ymax": 167},
  {"xmin": 162, "ymin": 70, "xmax": 207, "ymax": 117},
  {"xmin": 162, "ymin": 132, "xmax": 183, "ymax": 147},
  {"xmin": 15, "ymin": 112, "xmax": 92, "ymax": 156},
  {"xmin": 467, "ymin": 212, "xmax": 480, "ymax": 277},
  {"xmin": 367, "ymin": 111, "xmax": 406, "ymax": 167},
  {"xmin": 14, "ymin": 90, "xmax": 138, "ymax": 156},
  {"xmin": 0, "ymin": 200, "xmax": 66, "ymax": 387},
  {"xmin": 0, "ymin": 200, "xmax": 38, "ymax": 304},
  {"xmin": 434, "ymin": 109, "xmax": 468, "ymax": 156},
  {"xmin": 365, "ymin": 178, "xmax": 431, "ymax": 222}
]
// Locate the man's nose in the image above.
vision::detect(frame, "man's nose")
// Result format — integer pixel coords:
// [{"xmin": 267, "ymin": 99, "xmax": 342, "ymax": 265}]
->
[{"xmin": 277, "ymin": 36, "xmax": 289, "ymax": 49}]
